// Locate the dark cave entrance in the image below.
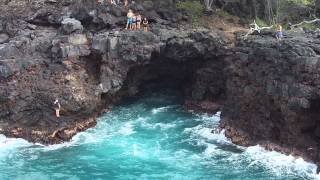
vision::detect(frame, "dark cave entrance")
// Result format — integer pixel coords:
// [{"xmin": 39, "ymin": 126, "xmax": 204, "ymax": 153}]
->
[
  {"xmin": 117, "ymin": 56, "xmax": 227, "ymax": 111},
  {"xmin": 123, "ymin": 60, "xmax": 198, "ymax": 97}
]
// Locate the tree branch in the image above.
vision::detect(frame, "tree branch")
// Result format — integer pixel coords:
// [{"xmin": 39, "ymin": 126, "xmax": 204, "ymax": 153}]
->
[
  {"xmin": 291, "ymin": 18, "xmax": 320, "ymax": 28},
  {"xmin": 244, "ymin": 20, "xmax": 273, "ymax": 38}
]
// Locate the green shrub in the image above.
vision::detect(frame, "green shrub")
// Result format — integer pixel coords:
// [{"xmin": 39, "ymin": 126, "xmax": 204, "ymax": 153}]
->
[
  {"xmin": 215, "ymin": 9, "xmax": 233, "ymax": 19},
  {"xmin": 300, "ymin": 22, "xmax": 319, "ymax": 30},
  {"xmin": 255, "ymin": 18, "xmax": 268, "ymax": 27},
  {"xmin": 287, "ymin": 0, "xmax": 315, "ymax": 6}
]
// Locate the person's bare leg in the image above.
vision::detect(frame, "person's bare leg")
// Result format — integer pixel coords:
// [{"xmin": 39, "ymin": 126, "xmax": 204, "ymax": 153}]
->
[{"xmin": 56, "ymin": 109, "xmax": 60, "ymax": 118}]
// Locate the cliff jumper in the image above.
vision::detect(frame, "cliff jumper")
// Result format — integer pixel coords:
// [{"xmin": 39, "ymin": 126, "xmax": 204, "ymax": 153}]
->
[{"xmin": 54, "ymin": 99, "xmax": 61, "ymax": 118}]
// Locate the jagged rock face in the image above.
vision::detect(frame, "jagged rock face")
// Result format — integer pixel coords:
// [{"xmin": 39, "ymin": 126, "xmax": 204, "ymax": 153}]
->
[
  {"xmin": 91, "ymin": 29, "xmax": 227, "ymax": 97},
  {"xmin": 2, "ymin": 0, "xmax": 320, "ymax": 169},
  {"xmin": 0, "ymin": 0, "xmax": 227, "ymax": 144},
  {"xmin": 222, "ymin": 33, "xmax": 320, "ymax": 164}
]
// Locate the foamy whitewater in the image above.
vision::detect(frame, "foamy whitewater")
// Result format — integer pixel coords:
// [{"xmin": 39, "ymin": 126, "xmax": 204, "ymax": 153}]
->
[{"xmin": 0, "ymin": 92, "xmax": 319, "ymax": 180}]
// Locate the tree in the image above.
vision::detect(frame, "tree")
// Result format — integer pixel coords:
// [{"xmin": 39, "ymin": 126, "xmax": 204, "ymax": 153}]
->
[
  {"xmin": 203, "ymin": 0, "xmax": 214, "ymax": 12},
  {"xmin": 264, "ymin": 0, "xmax": 275, "ymax": 24}
]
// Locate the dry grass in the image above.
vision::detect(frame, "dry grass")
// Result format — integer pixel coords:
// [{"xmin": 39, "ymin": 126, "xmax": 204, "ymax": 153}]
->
[{"xmin": 197, "ymin": 10, "xmax": 247, "ymax": 46}]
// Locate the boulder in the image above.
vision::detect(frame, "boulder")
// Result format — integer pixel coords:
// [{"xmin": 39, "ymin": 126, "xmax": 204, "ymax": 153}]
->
[
  {"xmin": 61, "ymin": 18, "xmax": 83, "ymax": 34},
  {"xmin": 68, "ymin": 34, "xmax": 88, "ymax": 45},
  {"xmin": 59, "ymin": 44, "xmax": 91, "ymax": 58},
  {"xmin": 0, "ymin": 33, "xmax": 9, "ymax": 44}
]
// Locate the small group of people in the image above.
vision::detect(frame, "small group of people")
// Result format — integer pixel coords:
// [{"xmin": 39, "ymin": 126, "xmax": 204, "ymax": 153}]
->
[
  {"xmin": 100, "ymin": 0, "xmax": 129, "ymax": 6},
  {"xmin": 126, "ymin": 9, "xmax": 149, "ymax": 32}
]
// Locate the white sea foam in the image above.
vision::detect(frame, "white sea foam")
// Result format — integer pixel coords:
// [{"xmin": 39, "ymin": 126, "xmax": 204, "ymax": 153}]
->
[
  {"xmin": 132, "ymin": 144, "xmax": 138, "ymax": 156},
  {"xmin": 195, "ymin": 126, "xmax": 229, "ymax": 144},
  {"xmin": 138, "ymin": 116, "xmax": 175, "ymax": 130},
  {"xmin": 0, "ymin": 135, "xmax": 32, "ymax": 157},
  {"xmin": 118, "ymin": 122, "xmax": 136, "ymax": 136},
  {"xmin": 203, "ymin": 143, "xmax": 218, "ymax": 155},
  {"xmin": 154, "ymin": 123, "xmax": 176, "ymax": 129},
  {"xmin": 0, "ymin": 135, "xmax": 31, "ymax": 147},
  {"xmin": 184, "ymin": 112, "xmax": 229, "ymax": 145},
  {"xmin": 243, "ymin": 145, "xmax": 318, "ymax": 178},
  {"xmin": 151, "ymin": 105, "xmax": 178, "ymax": 114},
  {"xmin": 41, "ymin": 141, "xmax": 76, "ymax": 151},
  {"xmin": 194, "ymin": 111, "xmax": 221, "ymax": 123},
  {"xmin": 40, "ymin": 129, "xmax": 104, "ymax": 151},
  {"xmin": 187, "ymin": 112, "xmax": 320, "ymax": 179}
]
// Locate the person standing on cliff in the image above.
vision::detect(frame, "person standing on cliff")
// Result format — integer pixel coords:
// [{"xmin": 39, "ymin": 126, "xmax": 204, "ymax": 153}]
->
[
  {"xmin": 126, "ymin": 9, "xmax": 134, "ymax": 30},
  {"xmin": 132, "ymin": 15, "xmax": 137, "ymax": 30},
  {"xmin": 142, "ymin": 17, "xmax": 149, "ymax": 32},
  {"xmin": 136, "ymin": 14, "xmax": 142, "ymax": 30},
  {"xmin": 54, "ymin": 99, "xmax": 61, "ymax": 118},
  {"xmin": 276, "ymin": 24, "xmax": 283, "ymax": 41}
]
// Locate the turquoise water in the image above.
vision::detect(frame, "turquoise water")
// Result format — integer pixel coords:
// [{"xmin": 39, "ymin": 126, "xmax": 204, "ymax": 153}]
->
[{"xmin": 0, "ymin": 92, "xmax": 319, "ymax": 180}]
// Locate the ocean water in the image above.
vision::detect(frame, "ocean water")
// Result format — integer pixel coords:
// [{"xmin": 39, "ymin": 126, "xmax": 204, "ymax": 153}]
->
[{"xmin": 0, "ymin": 92, "xmax": 319, "ymax": 180}]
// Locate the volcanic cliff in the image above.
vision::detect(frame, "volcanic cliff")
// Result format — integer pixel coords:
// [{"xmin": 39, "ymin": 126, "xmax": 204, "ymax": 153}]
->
[{"xmin": 1, "ymin": 0, "xmax": 320, "ymax": 169}]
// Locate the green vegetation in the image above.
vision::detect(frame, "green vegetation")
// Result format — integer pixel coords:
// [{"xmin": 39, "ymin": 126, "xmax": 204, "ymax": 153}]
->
[
  {"xmin": 175, "ymin": 0, "xmax": 318, "ymax": 30},
  {"xmin": 255, "ymin": 18, "xmax": 268, "ymax": 27},
  {"xmin": 287, "ymin": 0, "xmax": 315, "ymax": 6},
  {"xmin": 298, "ymin": 22, "xmax": 319, "ymax": 30},
  {"xmin": 176, "ymin": 0, "xmax": 203, "ymax": 26},
  {"xmin": 215, "ymin": 9, "xmax": 233, "ymax": 19}
]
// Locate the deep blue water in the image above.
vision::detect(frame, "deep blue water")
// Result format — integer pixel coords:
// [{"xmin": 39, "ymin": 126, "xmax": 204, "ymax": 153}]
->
[{"xmin": 0, "ymin": 92, "xmax": 319, "ymax": 180}]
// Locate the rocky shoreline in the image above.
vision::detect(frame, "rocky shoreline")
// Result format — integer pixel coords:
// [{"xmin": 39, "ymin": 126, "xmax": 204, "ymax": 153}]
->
[
  {"xmin": 221, "ymin": 31, "xmax": 320, "ymax": 166},
  {"xmin": 1, "ymin": 0, "xmax": 320, "ymax": 169}
]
